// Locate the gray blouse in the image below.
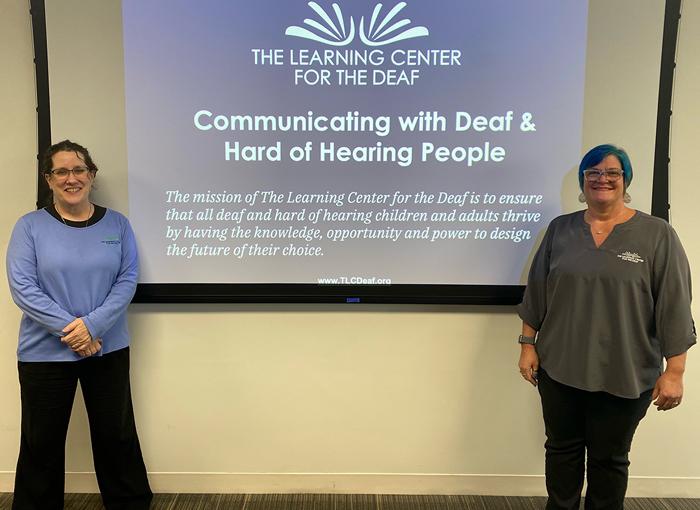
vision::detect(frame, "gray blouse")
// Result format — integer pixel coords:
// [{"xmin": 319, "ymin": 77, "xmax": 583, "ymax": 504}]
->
[{"xmin": 518, "ymin": 210, "xmax": 696, "ymax": 398}]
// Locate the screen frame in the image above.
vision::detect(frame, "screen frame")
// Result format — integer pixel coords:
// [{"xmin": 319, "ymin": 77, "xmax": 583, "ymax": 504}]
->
[{"xmin": 29, "ymin": 0, "xmax": 680, "ymax": 304}]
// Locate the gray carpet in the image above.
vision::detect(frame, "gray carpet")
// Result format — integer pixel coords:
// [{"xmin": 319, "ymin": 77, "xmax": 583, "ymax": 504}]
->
[{"xmin": 0, "ymin": 493, "xmax": 698, "ymax": 510}]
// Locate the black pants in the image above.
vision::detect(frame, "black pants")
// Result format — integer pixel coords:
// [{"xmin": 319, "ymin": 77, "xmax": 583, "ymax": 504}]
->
[
  {"xmin": 537, "ymin": 369, "xmax": 652, "ymax": 510},
  {"xmin": 13, "ymin": 347, "xmax": 152, "ymax": 510}
]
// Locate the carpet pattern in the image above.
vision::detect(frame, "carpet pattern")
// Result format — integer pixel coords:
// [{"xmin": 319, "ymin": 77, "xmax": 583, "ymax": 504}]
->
[{"xmin": 0, "ymin": 493, "xmax": 698, "ymax": 510}]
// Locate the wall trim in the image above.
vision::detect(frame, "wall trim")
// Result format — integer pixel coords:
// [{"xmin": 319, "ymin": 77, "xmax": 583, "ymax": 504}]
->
[{"xmin": 1, "ymin": 472, "xmax": 699, "ymax": 497}]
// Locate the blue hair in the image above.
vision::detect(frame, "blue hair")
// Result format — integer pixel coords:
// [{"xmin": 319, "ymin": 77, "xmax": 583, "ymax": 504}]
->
[{"xmin": 578, "ymin": 144, "xmax": 633, "ymax": 190}]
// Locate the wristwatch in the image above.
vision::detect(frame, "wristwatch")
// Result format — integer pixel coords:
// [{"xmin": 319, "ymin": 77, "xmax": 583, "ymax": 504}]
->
[{"xmin": 518, "ymin": 334, "xmax": 536, "ymax": 345}]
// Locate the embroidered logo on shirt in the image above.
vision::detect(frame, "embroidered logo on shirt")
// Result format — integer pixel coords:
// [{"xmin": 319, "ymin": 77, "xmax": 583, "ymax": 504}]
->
[
  {"xmin": 101, "ymin": 235, "xmax": 121, "ymax": 245},
  {"xmin": 617, "ymin": 251, "xmax": 644, "ymax": 263}
]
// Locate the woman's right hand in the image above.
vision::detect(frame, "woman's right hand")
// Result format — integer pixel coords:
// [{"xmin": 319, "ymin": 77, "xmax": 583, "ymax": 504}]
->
[{"xmin": 518, "ymin": 344, "xmax": 539, "ymax": 386}]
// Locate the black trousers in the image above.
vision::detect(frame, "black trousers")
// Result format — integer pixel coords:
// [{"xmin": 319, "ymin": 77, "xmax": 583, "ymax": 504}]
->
[
  {"xmin": 13, "ymin": 347, "xmax": 152, "ymax": 510},
  {"xmin": 537, "ymin": 369, "xmax": 652, "ymax": 510}
]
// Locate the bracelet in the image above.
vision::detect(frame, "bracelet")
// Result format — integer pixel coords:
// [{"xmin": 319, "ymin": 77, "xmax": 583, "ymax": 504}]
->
[{"xmin": 518, "ymin": 334, "xmax": 536, "ymax": 345}]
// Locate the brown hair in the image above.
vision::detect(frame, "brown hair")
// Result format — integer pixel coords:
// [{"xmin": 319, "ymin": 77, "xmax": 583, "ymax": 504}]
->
[{"xmin": 41, "ymin": 139, "xmax": 99, "ymax": 176}]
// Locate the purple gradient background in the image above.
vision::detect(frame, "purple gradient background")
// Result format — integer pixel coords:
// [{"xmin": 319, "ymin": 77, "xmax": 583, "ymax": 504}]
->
[{"xmin": 123, "ymin": 0, "xmax": 588, "ymax": 284}]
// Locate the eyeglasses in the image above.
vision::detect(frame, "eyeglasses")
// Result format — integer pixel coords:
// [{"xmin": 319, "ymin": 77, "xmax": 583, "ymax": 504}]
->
[
  {"xmin": 583, "ymin": 168, "xmax": 623, "ymax": 182},
  {"xmin": 49, "ymin": 167, "xmax": 90, "ymax": 179}
]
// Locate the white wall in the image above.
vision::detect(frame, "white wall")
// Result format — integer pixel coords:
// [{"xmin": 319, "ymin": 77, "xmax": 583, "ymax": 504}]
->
[
  {"xmin": 1, "ymin": 0, "xmax": 699, "ymax": 496},
  {"xmin": 0, "ymin": 0, "xmax": 39, "ymax": 480}
]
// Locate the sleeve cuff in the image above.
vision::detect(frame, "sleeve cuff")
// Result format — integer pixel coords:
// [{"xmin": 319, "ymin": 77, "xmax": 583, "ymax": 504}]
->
[
  {"xmin": 662, "ymin": 334, "xmax": 697, "ymax": 359},
  {"xmin": 82, "ymin": 316, "xmax": 99, "ymax": 340},
  {"xmin": 516, "ymin": 306, "xmax": 542, "ymax": 331}
]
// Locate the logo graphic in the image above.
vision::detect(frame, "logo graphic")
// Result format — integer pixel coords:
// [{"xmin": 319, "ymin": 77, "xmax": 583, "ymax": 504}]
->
[
  {"xmin": 617, "ymin": 251, "xmax": 644, "ymax": 264},
  {"xmin": 285, "ymin": 1, "xmax": 429, "ymax": 47},
  {"xmin": 101, "ymin": 235, "xmax": 121, "ymax": 245}
]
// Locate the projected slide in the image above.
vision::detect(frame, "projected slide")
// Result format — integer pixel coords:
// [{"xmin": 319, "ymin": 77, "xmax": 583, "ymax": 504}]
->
[{"xmin": 123, "ymin": 0, "xmax": 588, "ymax": 285}]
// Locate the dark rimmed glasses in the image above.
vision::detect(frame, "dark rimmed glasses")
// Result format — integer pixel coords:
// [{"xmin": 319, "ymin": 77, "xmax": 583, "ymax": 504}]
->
[
  {"xmin": 583, "ymin": 168, "xmax": 623, "ymax": 182},
  {"xmin": 49, "ymin": 166, "xmax": 90, "ymax": 179}
]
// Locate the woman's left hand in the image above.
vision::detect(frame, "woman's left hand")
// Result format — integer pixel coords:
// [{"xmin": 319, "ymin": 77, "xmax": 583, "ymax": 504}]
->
[
  {"xmin": 61, "ymin": 318, "xmax": 92, "ymax": 351},
  {"xmin": 652, "ymin": 371, "xmax": 684, "ymax": 411}
]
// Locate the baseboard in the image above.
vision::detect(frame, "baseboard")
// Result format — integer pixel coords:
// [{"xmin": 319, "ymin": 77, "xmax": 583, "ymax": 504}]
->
[
  {"xmin": 1, "ymin": 472, "xmax": 699, "ymax": 497},
  {"xmin": 141, "ymin": 473, "xmax": 550, "ymax": 496}
]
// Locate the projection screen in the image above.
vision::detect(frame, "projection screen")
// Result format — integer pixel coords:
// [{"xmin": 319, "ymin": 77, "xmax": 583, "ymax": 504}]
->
[{"xmin": 32, "ymin": 0, "xmax": 678, "ymax": 303}]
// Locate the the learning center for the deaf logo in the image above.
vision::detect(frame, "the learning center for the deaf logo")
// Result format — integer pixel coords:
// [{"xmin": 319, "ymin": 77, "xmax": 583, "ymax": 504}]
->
[
  {"xmin": 250, "ymin": 1, "xmax": 459, "ymax": 86},
  {"xmin": 285, "ymin": 1, "xmax": 429, "ymax": 47}
]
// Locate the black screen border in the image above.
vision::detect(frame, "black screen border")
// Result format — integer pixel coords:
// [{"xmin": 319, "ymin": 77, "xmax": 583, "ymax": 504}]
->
[{"xmin": 29, "ymin": 0, "xmax": 680, "ymax": 304}]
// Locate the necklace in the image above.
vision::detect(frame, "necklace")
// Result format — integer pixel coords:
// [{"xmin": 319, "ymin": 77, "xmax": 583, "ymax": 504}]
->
[
  {"xmin": 56, "ymin": 203, "xmax": 93, "ymax": 227},
  {"xmin": 586, "ymin": 208, "xmax": 627, "ymax": 235}
]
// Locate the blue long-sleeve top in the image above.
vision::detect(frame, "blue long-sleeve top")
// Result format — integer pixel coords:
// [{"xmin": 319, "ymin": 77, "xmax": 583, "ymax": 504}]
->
[{"xmin": 6, "ymin": 207, "xmax": 138, "ymax": 361}]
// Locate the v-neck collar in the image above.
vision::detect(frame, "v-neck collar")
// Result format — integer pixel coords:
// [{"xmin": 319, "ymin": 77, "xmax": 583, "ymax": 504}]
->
[{"xmin": 579, "ymin": 209, "xmax": 639, "ymax": 249}]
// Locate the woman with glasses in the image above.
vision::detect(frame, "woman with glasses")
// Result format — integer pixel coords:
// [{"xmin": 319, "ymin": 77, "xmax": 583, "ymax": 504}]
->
[
  {"xmin": 6, "ymin": 140, "xmax": 152, "ymax": 509},
  {"xmin": 517, "ymin": 144, "xmax": 695, "ymax": 510}
]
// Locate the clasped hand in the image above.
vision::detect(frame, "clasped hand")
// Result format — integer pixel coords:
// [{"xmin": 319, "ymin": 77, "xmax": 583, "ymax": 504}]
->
[{"xmin": 61, "ymin": 318, "xmax": 102, "ymax": 357}]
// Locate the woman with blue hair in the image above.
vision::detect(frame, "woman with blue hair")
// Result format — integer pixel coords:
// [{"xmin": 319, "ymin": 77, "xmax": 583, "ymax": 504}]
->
[{"xmin": 516, "ymin": 144, "xmax": 695, "ymax": 510}]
